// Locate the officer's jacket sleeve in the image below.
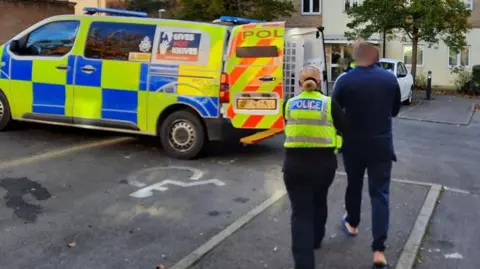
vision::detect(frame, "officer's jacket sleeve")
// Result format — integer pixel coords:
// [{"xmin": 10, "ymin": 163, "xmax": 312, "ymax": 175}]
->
[{"xmin": 283, "ymin": 98, "xmax": 291, "ymax": 121}]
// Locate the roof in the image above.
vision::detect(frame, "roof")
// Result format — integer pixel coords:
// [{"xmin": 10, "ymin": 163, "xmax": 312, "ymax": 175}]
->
[{"xmin": 379, "ymin": 58, "xmax": 402, "ymax": 64}]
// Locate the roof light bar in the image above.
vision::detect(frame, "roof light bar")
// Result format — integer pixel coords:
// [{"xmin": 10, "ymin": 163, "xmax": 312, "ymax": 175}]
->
[
  {"xmin": 218, "ymin": 16, "xmax": 262, "ymax": 25},
  {"xmin": 83, "ymin": 7, "xmax": 148, "ymax": 18}
]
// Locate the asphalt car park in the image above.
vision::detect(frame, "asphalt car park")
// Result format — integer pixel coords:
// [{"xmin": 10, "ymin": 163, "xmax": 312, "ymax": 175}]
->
[
  {"xmin": 0, "ymin": 123, "xmax": 287, "ymax": 269},
  {"xmin": 0, "ymin": 96, "xmax": 479, "ymax": 269}
]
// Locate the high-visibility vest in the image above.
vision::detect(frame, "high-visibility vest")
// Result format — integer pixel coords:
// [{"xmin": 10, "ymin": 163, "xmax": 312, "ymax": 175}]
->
[
  {"xmin": 350, "ymin": 61, "xmax": 357, "ymax": 68},
  {"xmin": 284, "ymin": 91, "xmax": 342, "ymax": 151}
]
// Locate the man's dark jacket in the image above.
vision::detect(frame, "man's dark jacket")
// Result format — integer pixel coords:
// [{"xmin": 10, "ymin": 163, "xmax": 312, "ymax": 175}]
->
[{"xmin": 332, "ymin": 64, "xmax": 401, "ymax": 162}]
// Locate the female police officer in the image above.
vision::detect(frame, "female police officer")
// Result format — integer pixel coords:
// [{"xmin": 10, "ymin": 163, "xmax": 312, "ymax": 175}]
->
[{"xmin": 283, "ymin": 65, "xmax": 346, "ymax": 269}]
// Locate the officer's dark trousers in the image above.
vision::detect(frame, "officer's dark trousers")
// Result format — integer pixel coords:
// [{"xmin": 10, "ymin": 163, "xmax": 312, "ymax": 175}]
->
[
  {"xmin": 283, "ymin": 167, "xmax": 336, "ymax": 269},
  {"xmin": 343, "ymin": 143, "xmax": 393, "ymax": 252}
]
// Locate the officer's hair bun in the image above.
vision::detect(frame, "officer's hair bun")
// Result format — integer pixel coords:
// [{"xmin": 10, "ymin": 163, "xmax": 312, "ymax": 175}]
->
[
  {"xmin": 299, "ymin": 65, "xmax": 321, "ymax": 91},
  {"xmin": 302, "ymin": 80, "xmax": 317, "ymax": 91}
]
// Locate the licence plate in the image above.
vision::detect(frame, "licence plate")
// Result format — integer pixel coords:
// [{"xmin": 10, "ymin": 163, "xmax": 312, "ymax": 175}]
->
[{"xmin": 236, "ymin": 99, "xmax": 277, "ymax": 110}]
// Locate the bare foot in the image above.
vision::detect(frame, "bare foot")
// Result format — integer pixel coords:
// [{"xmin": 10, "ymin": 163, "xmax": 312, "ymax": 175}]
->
[
  {"xmin": 373, "ymin": 251, "xmax": 387, "ymax": 266},
  {"xmin": 343, "ymin": 214, "xmax": 358, "ymax": 235},
  {"xmin": 344, "ymin": 221, "xmax": 358, "ymax": 235}
]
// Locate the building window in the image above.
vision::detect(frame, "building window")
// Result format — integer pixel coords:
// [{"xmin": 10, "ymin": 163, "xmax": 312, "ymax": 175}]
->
[
  {"xmin": 84, "ymin": 22, "xmax": 156, "ymax": 61},
  {"xmin": 344, "ymin": 0, "xmax": 361, "ymax": 11},
  {"xmin": 302, "ymin": 0, "xmax": 321, "ymax": 14},
  {"xmin": 403, "ymin": 45, "xmax": 424, "ymax": 66},
  {"xmin": 464, "ymin": 0, "xmax": 473, "ymax": 9},
  {"xmin": 449, "ymin": 47, "xmax": 470, "ymax": 67}
]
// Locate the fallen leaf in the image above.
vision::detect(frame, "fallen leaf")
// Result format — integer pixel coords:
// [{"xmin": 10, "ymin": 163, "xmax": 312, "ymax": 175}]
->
[
  {"xmin": 156, "ymin": 265, "xmax": 165, "ymax": 269},
  {"xmin": 67, "ymin": 241, "xmax": 76, "ymax": 248}
]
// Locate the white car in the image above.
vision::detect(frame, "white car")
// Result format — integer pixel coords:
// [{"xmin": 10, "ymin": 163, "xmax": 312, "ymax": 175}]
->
[{"xmin": 332, "ymin": 58, "xmax": 414, "ymax": 105}]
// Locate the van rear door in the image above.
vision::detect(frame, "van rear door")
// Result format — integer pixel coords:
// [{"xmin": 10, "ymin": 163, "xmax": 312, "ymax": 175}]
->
[{"xmin": 224, "ymin": 22, "xmax": 285, "ymax": 130}]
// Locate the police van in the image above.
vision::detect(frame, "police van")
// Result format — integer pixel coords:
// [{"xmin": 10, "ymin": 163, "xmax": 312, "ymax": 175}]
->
[{"xmin": 0, "ymin": 7, "xmax": 325, "ymax": 159}]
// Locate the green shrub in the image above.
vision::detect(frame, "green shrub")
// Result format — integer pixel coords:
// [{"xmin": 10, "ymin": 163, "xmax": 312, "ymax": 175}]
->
[
  {"xmin": 415, "ymin": 72, "xmax": 427, "ymax": 90},
  {"xmin": 451, "ymin": 66, "xmax": 472, "ymax": 93}
]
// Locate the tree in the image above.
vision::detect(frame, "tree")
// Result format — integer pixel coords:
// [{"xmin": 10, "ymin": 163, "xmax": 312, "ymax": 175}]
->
[
  {"xmin": 108, "ymin": 0, "xmax": 170, "ymax": 15},
  {"xmin": 174, "ymin": 0, "xmax": 295, "ymax": 22},
  {"xmin": 345, "ymin": 0, "xmax": 471, "ymax": 85}
]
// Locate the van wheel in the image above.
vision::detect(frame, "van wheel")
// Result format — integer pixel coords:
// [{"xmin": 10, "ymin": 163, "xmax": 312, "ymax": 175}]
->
[
  {"xmin": 403, "ymin": 87, "xmax": 413, "ymax": 105},
  {"xmin": 159, "ymin": 110, "xmax": 206, "ymax": 160},
  {"xmin": 0, "ymin": 92, "xmax": 12, "ymax": 131}
]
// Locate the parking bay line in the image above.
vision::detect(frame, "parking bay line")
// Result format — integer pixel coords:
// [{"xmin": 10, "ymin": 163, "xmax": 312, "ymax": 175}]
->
[
  {"xmin": 395, "ymin": 184, "xmax": 442, "ymax": 269},
  {"xmin": 169, "ymin": 189, "xmax": 287, "ymax": 269},
  {"xmin": 0, "ymin": 137, "xmax": 133, "ymax": 171}
]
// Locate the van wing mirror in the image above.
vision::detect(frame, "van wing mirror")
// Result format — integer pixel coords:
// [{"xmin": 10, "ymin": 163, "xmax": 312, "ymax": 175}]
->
[
  {"xmin": 9, "ymin": 40, "xmax": 20, "ymax": 53},
  {"xmin": 9, "ymin": 35, "xmax": 28, "ymax": 54}
]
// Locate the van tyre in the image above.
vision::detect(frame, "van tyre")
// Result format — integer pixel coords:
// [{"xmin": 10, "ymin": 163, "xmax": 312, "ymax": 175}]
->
[
  {"xmin": 0, "ymin": 92, "xmax": 12, "ymax": 131},
  {"xmin": 159, "ymin": 110, "xmax": 206, "ymax": 160}
]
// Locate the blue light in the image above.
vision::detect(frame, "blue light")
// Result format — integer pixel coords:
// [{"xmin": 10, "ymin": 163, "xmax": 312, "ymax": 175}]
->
[
  {"xmin": 83, "ymin": 7, "xmax": 148, "ymax": 18},
  {"xmin": 218, "ymin": 16, "xmax": 262, "ymax": 25}
]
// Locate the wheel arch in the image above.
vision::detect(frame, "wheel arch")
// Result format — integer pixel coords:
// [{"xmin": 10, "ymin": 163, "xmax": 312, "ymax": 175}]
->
[
  {"xmin": 156, "ymin": 103, "xmax": 207, "ymax": 138},
  {"xmin": 0, "ymin": 88, "xmax": 12, "ymax": 112}
]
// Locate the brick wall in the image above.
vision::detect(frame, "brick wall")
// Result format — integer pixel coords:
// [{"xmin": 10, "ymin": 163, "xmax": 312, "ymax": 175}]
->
[
  {"xmin": 284, "ymin": 0, "xmax": 322, "ymax": 28},
  {"xmin": 0, "ymin": 1, "xmax": 74, "ymax": 44},
  {"xmin": 470, "ymin": 1, "xmax": 480, "ymax": 28}
]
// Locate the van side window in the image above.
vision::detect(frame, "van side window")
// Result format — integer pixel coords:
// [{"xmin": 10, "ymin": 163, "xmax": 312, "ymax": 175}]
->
[
  {"xmin": 84, "ymin": 22, "xmax": 156, "ymax": 61},
  {"xmin": 16, "ymin": 20, "xmax": 79, "ymax": 57}
]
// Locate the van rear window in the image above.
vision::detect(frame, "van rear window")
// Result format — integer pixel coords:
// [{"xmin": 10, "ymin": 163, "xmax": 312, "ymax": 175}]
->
[{"xmin": 236, "ymin": 46, "xmax": 278, "ymax": 58}]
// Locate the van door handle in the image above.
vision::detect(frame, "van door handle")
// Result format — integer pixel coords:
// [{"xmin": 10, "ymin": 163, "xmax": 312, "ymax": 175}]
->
[
  {"xmin": 56, "ymin": 65, "xmax": 70, "ymax": 71},
  {"xmin": 81, "ymin": 65, "xmax": 96, "ymax": 74},
  {"xmin": 259, "ymin": 76, "xmax": 276, "ymax": 82}
]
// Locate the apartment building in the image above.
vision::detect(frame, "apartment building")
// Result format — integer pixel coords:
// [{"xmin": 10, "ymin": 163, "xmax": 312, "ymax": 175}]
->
[
  {"xmin": 285, "ymin": 0, "xmax": 479, "ymax": 87},
  {"xmin": 387, "ymin": 0, "xmax": 479, "ymax": 87}
]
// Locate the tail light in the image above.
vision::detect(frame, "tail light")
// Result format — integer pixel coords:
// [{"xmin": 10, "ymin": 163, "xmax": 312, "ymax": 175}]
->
[{"xmin": 220, "ymin": 72, "xmax": 230, "ymax": 103}]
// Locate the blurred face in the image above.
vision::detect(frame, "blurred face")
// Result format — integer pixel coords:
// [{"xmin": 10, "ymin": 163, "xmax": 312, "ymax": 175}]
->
[{"xmin": 354, "ymin": 44, "xmax": 378, "ymax": 65}]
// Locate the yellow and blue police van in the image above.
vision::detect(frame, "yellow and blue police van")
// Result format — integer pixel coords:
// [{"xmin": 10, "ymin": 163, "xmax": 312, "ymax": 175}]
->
[{"xmin": 0, "ymin": 7, "xmax": 325, "ymax": 159}]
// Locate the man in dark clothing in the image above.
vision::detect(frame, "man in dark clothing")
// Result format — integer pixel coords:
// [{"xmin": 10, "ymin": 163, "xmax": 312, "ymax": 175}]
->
[{"xmin": 332, "ymin": 42, "xmax": 401, "ymax": 268}]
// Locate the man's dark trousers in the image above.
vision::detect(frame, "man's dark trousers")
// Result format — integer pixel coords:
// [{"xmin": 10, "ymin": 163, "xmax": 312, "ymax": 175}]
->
[
  {"xmin": 284, "ymin": 168, "xmax": 336, "ymax": 269},
  {"xmin": 343, "ymin": 139, "xmax": 393, "ymax": 252}
]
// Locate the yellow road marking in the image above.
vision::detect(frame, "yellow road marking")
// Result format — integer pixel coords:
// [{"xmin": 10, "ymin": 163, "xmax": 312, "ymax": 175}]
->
[{"xmin": 0, "ymin": 137, "xmax": 134, "ymax": 171}]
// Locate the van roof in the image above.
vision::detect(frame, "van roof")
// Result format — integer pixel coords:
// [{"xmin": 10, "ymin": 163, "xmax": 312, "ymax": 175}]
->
[{"xmin": 46, "ymin": 14, "xmax": 231, "ymax": 29}]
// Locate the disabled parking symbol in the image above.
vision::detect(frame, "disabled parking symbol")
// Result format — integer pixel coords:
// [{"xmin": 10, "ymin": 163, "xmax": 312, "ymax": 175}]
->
[{"xmin": 125, "ymin": 166, "xmax": 226, "ymax": 198}]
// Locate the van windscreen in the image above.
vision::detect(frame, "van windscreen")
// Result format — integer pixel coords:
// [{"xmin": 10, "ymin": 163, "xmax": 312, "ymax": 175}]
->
[{"xmin": 236, "ymin": 46, "xmax": 278, "ymax": 58}]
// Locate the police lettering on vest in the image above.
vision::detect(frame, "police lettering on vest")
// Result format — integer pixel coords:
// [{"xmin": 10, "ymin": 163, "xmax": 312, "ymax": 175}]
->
[
  {"xmin": 290, "ymin": 99, "xmax": 323, "ymax": 111},
  {"xmin": 284, "ymin": 91, "xmax": 342, "ymax": 151}
]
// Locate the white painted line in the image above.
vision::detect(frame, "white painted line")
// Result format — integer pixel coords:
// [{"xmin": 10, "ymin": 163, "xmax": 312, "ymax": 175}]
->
[
  {"xmin": 335, "ymin": 171, "xmax": 435, "ymax": 187},
  {"xmin": 129, "ymin": 179, "xmax": 225, "ymax": 198},
  {"xmin": 443, "ymin": 186, "xmax": 473, "ymax": 195},
  {"xmin": 337, "ymin": 171, "xmax": 475, "ymax": 195},
  {"xmin": 395, "ymin": 184, "xmax": 443, "ymax": 269},
  {"xmin": 0, "ymin": 137, "xmax": 133, "ymax": 171},
  {"xmin": 169, "ymin": 189, "xmax": 287, "ymax": 269}
]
